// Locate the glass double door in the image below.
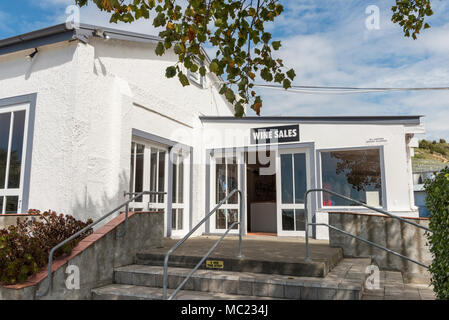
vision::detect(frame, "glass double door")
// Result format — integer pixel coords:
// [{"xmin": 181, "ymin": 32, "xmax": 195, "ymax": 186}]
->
[
  {"xmin": 209, "ymin": 148, "xmax": 310, "ymax": 236},
  {"xmin": 129, "ymin": 140, "xmax": 189, "ymax": 235}
]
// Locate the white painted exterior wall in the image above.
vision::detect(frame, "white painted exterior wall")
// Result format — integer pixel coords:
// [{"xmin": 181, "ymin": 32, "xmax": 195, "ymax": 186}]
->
[{"xmin": 0, "ymin": 34, "xmax": 423, "ymax": 240}]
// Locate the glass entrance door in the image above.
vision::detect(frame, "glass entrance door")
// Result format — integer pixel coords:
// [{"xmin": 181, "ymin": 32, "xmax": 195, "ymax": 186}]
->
[
  {"xmin": 210, "ymin": 152, "xmax": 243, "ymax": 234},
  {"xmin": 276, "ymin": 148, "xmax": 310, "ymax": 236},
  {"xmin": 129, "ymin": 140, "xmax": 168, "ymax": 212}
]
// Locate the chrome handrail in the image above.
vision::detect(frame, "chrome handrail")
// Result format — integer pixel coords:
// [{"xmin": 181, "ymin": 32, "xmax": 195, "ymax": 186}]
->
[
  {"xmin": 163, "ymin": 188, "xmax": 244, "ymax": 300},
  {"xmin": 36, "ymin": 190, "xmax": 166, "ymax": 298},
  {"xmin": 304, "ymin": 188, "xmax": 431, "ymax": 268}
]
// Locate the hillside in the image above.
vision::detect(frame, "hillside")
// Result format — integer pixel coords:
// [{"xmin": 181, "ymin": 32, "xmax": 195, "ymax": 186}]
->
[{"xmin": 412, "ymin": 139, "xmax": 449, "ymax": 173}]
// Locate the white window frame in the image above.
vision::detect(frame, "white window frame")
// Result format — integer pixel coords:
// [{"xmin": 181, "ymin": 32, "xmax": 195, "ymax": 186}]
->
[
  {"xmin": 209, "ymin": 151, "xmax": 242, "ymax": 234},
  {"xmin": 317, "ymin": 146, "xmax": 386, "ymax": 211},
  {"xmin": 171, "ymin": 150, "xmax": 190, "ymax": 237},
  {"xmin": 0, "ymin": 103, "xmax": 30, "ymax": 214}
]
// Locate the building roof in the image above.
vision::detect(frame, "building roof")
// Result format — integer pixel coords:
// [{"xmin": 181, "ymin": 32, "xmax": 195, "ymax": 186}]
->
[
  {"xmin": 0, "ymin": 23, "xmax": 164, "ymax": 56},
  {"xmin": 199, "ymin": 115, "xmax": 423, "ymax": 125}
]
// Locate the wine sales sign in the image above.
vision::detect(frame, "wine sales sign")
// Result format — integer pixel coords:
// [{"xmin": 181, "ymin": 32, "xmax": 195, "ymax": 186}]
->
[{"xmin": 250, "ymin": 124, "xmax": 300, "ymax": 144}]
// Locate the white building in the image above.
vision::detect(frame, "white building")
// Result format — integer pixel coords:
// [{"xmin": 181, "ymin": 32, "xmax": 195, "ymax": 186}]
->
[{"xmin": 0, "ymin": 24, "xmax": 425, "ymax": 240}]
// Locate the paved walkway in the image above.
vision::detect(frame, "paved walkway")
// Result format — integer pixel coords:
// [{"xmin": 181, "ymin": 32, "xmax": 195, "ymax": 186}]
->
[
  {"xmin": 362, "ymin": 271, "xmax": 435, "ymax": 300},
  {"xmin": 146, "ymin": 235, "xmax": 342, "ymax": 264}
]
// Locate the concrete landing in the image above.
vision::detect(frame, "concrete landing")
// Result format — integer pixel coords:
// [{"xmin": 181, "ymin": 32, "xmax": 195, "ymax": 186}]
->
[{"xmin": 137, "ymin": 236, "xmax": 343, "ymax": 278}]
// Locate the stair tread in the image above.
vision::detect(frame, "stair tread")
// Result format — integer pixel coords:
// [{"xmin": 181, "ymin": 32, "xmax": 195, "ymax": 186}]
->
[
  {"xmin": 115, "ymin": 262, "xmax": 368, "ymax": 289},
  {"xmin": 92, "ymin": 284, "xmax": 281, "ymax": 300}
]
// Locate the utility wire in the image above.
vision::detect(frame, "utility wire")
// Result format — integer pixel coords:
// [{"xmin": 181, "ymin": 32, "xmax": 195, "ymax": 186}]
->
[{"xmin": 253, "ymin": 83, "xmax": 449, "ymax": 94}]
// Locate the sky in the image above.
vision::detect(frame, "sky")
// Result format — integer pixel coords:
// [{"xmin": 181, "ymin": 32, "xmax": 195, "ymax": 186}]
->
[{"xmin": 0, "ymin": 0, "xmax": 448, "ymax": 140}]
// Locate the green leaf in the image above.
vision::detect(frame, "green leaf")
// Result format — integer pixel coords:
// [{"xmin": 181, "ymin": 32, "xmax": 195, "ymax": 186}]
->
[
  {"xmin": 286, "ymin": 69, "xmax": 296, "ymax": 80},
  {"xmin": 178, "ymin": 72, "xmax": 190, "ymax": 87},
  {"xmin": 272, "ymin": 41, "xmax": 281, "ymax": 50},
  {"xmin": 155, "ymin": 42, "xmax": 165, "ymax": 56},
  {"xmin": 165, "ymin": 66, "xmax": 177, "ymax": 78},
  {"xmin": 209, "ymin": 61, "xmax": 219, "ymax": 73}
]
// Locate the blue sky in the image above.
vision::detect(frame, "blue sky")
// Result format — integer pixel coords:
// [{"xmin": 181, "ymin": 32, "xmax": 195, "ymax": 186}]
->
[{"xmin": 1, "ymin": 0, "xmax": 449, "ymax": 140}]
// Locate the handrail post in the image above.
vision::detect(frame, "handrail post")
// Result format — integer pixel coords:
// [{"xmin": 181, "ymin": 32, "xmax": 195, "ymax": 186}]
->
[
  {"xmin": 237, "ymin": 190, "xmax": 244, "ymax": 259},
  {"xmin": 304, "ymin": 190, "xmax": 311, "ymax": 262}
]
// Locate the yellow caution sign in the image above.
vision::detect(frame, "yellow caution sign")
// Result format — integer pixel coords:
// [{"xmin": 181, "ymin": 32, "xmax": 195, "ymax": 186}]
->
[{"xmin": 206, "ymin": 260, "xmax": 224, "ymax": 269}]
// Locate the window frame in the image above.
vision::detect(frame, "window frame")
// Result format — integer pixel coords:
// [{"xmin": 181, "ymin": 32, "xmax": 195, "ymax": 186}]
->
[
  {"xmin": 317, "ymin": 145, "xmax": 386, "ymax": 210},
  {"xmin": 0, "ymin": 93, "xmax": 36, "ymax": 214}
]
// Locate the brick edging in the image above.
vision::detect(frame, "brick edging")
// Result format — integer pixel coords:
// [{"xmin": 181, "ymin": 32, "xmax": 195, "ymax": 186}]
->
[{"xmin": 1, "ymin": 211, "xmax": 163, "ymax": 290}]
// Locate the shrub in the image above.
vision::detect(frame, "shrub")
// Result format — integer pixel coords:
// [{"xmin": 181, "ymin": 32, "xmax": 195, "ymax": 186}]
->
[
  {"xmin": 425, "ymin": 167, "xmax": 449, "ymax": 299},
  {"xmin": 0, "ymin": 210, "xmax": 93, "ymax": 285}
]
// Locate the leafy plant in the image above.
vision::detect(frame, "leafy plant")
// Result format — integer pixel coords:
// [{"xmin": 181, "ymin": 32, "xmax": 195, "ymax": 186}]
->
[
  {"xmin": 425, "ymin": 167, "xmax": 449, "ymax": 299},
  {"xmin": 391, "ymin": 0, "xmax": 433, "ymax": 40},
  {"xmin": 0, "ymin": 210, "xmax": 93, "ymax": 285}
]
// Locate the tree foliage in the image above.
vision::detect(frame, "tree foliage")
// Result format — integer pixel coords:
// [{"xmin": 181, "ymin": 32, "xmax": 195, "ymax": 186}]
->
[
  {"xmin": 391, "ymin": 0, "xmax": 433, "ymax": 40},
  {"xmin": 75, "ymin": 0, "xmax": 295, "ymax": 117},
  {"xmin": 424, "ymin": 167, "xmax": 449, "ymax": 300},
  {"xmin": 74, "ymin": 0, "xmax": 434, "ymax": 116}
]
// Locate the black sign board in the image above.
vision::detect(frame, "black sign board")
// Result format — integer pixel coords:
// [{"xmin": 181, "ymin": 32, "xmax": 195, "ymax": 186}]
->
[{"xmin": 250, "ymin": 124, "xmax": 300, "ymax": 144}]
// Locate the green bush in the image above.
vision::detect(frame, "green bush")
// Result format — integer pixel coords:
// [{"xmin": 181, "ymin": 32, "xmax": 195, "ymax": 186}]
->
[
  {"xmin": 0, "ymin": 210, "xmax": 92, "ymax": 285},
  {"xmin": 425, "ymin": 167, "xmax": 449, "ymax": 299}
]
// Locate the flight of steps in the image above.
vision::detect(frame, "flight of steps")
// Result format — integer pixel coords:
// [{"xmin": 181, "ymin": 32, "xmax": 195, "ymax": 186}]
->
[{"xmin": 91, "ymin": 252, "xmax": 372, "ymax": 300}]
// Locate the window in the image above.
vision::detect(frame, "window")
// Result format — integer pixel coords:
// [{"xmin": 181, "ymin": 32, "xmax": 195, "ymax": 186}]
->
[
  {"xmin": 172, "ymin": 152, "xmax": 185, "ymax": 230},
  {"xmin": 187, "ymin": 58, "xmax": 204, "ymax": 88},
  {"xmin": 0, "ymin": 109, "xmax": 27, "ymax": 214},
  {"xmin": 321, "ymin": 148, "xmax": 383, "ymax": 207}
]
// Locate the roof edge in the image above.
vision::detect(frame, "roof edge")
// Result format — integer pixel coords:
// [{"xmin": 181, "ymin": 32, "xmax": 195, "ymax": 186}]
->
[{"xmin": 199, "ymin": 115, "xmax": 423, "ymax": 125}]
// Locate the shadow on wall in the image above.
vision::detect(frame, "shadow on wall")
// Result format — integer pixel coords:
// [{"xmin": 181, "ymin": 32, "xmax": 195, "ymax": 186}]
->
[{"xmin": 70, "ymin": 170, "xmax": 132, "ymax": 229}]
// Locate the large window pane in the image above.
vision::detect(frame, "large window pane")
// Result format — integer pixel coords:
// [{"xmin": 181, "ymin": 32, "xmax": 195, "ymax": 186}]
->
[
  {"xmin": 158, "ymin": 151, "xmax": 165, "ymax": 203},
  {"xmin": 0, "ymin": 113, "xmax": 11, "ymax": 189},
  {"xmin": 280, "ymin": 154, "xmax": 293, "ymax": 204},
  {"xmin": 8, "ymin": 111, "xmax": 25, "ymax": 189},
  {"xmin": 294, "ymin": 153, "xmax": 307, "ymax": 204},
  {"xmin": 134, "ymin": 143, "xmax": 144, "ymax": 202},
  {"xmin": 321, "ymin": 149, "xmax": 382, "ymax": 206},
  {"xmin": 216, "ymin": 160, "xmax": 226, "ymax": 203},
  {"xmin": 149, "ymin": 148, "xmax": 158, "ymax": 202},
  {"xmin": 295, "ymin": 209, "xmax": 305, "ymax": 231},
  {"xmin": 227, "ymin": 157, "xmax": 238, "ymax": 204},
  {"xmin": 172, "ymin": 154, "xmax": 178, "ymax": 203},
  {"xmin": 5, "ymin": 196, "xmax": 18, "ymax": 214},
  {"xmin": 129, "ymin": 142, "xmax": 135, "ymax": 193},
  {"xmin": 216, "ymin": 209, "xmax": 226, "ymax": 229},
  {"xmin": 177, "ymin": 208, "xmax": 183, "ymax": 230},
  {"xmin": 228, "ymin": 209, "xmax": 238, "ymax": 229},
  {"xmin": 178, "ymin": 156, "xmax": 184, "ymax": 204},
  {"xmin": 282, "ymin": 209, "xmax": 294, "ymax": 231}
]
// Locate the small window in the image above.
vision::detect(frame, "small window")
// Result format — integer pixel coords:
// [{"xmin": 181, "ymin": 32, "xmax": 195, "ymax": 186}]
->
[
  {"xmin": 321, "ymin": 148, "xmax": 383, "ymax": 207},
  {"xmin": 187, "ymin": 59, "xmax": 204, "ymax": 88}
]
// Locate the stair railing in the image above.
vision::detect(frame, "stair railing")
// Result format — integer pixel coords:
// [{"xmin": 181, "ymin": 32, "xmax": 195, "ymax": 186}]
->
[
  {"xmin": 36, "ymin": 190, "xmax": 166, "ymax": 298},
  {"xmin": 304, "ymin": 188, "xmax": 431, "ymax": 268},
  {"xmin": 162, "ymin": 188, "xmax": 244, "ymax": 300}
]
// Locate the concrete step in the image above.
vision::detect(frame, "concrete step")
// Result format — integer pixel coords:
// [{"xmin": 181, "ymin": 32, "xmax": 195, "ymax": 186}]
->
[
  {"xmin": 135, "ymin": 252, "xmax": 333, "ymax": 278},
  {"xmin": 113, "ymin": 261, "xmax": 369, "ymax": 300},
  {"xmin": 91, "ymin": 284, "xmax": 280, "ymax": 300}
]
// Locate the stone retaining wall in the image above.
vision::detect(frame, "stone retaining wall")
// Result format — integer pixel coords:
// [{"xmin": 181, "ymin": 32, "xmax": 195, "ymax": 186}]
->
[
  {"xmin": 0, "ymin": 211, "xmax": 163, "ymax": 300},
  {"xmin": 328, "ymin": 212, "xmax": 431, "ymax": 283}
]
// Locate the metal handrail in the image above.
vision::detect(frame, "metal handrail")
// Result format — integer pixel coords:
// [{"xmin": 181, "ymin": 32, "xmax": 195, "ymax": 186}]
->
[
  {"xmin": 36, "ymin": 190, "xmax": 166, "ymax": 298},
  {"xmin": 304, "ymin": 188, "xmax": 431, "ymax": 268},
  {"xmin": 163, "ymin": 188, "xmax": 244, "ymax": 300}
]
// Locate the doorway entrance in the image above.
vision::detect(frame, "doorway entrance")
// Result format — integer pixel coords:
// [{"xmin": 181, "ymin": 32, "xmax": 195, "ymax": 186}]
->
[{"xmin": 245, "ymin": 150, "xmax": 277, "ymax": 234}]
